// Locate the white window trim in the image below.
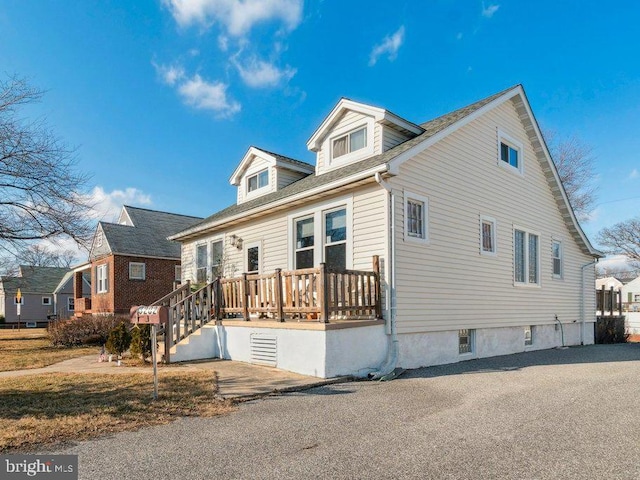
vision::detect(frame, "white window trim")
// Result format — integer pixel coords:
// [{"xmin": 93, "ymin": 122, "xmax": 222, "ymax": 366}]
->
[
  {"xmin": 195, "ymin": 242, "xmax": 209, "ymax": 283},
  {"xmin": 552, "ymin": 239, "xmax": 563, "ymax": 280},
  {"xmin": 245, "ymin": 241, "xmax": 262, "ymax": 274},
  {"xmin": 404, "ymin": 191, "xmax": 429, "ymax": 244},
  {"xmin": 97, "ymin": 264, "xmax": 108, "ymax": 294},
  {"xmin": 42, "ymin": 296, "xmax": 52, "ymax": 305},
  {"xmin": 210, "ymin": 238, "xmax": 224, "ymax": 277},
  {"xmin": 128, "ymin": 262, "xmax": 146, "ymax": 280},
  {"xmin": 497, "ymin": 129, "xmax": 524, "ymax": 176},
  {"xmin": 175, "ymin": 265, "xmax": 182, "ymax": 282},
  {"xmin": 286, "ymin": 197, "xmax": 353, "ymax": 270},
  {"xmin": 14, "ymin": 296, "xmax": 24, "ymax": 305},
  {"xmin": 67, "ymin": 297, "xmax": 75, "ymax": 311},
  {"xmin": 95, "ymin": 231, "xmax": 103, "ymax": 248},
  {"xmin": 324, "ymin": 117, "xmax": 375, "ymax": 170},
  {"xmin": 480, "ymin": 215, "xmax": 497, "ymax": 256},
  {"xmin": 513, "ymin": 226, "xmax": 541, "ymax": 288},
  {"xmin": 246, "ymin": 167, "xmax": 270, "ymax": 196}
]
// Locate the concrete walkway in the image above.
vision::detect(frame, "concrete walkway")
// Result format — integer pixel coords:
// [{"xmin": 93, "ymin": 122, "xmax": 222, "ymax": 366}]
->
[{"xmin": 0, "ymin": 355, "xmax": 348, "ymax": 399}]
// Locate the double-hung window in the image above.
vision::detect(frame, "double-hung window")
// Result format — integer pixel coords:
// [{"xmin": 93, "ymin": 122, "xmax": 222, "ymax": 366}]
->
[
  {"xmin": 552, "ymin": 240, "xmax": 563, "ymax": 279},
  {"xmin": 211, "ymin": 240, "xmax": 223, "ymax": 278},
  {"xmin": 196, "ymin": 244, "xmax": 208, "ymax": 283},
  {"xmin": 42, "ymin": 296, "xmax": 52, "ymax": 305},
  {"xmin": 404, "ymin": 193, "xmax": 429, "ymax": 243},
  {"xmin": 247, "ymin": 169, "xmax": 269, "ymax": 193},
  {"xmin": 332, "ymin": 127, "xmax": 367, "ymax": 159},
  {"xmin": 246, "ymin": 243, "xmax": 260, "ymax": 274},
  {"xmin": 325, "ymin": 208, "xmax": 347, "ymax": 270},
  {"xmin": 295, "ymin": 217, "xmax": 315, "ymax": 269},
  {"xmin": 97, "ymin": 264, "xmax": 108, "ymax": 293},
  {"xmin": 514, "ymin": 229, "xmax": 539, "ymax": 285},
  {"xmin": 480, "ymin": 216, "xmax": 496, "ymax": 255}
]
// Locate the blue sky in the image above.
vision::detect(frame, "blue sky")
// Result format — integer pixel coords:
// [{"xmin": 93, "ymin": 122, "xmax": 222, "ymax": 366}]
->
[{"xmin": 1, "ymin": 1, "xmax": 639, "ymax": 268}]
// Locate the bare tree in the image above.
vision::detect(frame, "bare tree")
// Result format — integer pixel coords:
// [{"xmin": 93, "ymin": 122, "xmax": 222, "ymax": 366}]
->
[
  {"xmin": 0, "ymin": 75, "xmax": 92, "ymax": 259},
  {"xmin": 544, "ymin": 129, "xmax": 597, "ymax": 222},
  {"xmin": 15, "ymin": 244, "xmax": 77, "ymax": 268},
  {"xmin": 597, "ymin": 218, "xmax": 640, "ymax": 266}
]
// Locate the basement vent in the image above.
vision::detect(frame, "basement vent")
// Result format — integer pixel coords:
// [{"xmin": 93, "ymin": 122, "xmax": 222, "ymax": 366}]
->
[{"xmin": 250, "ymin": 334, "xmax": 277, "ymax": 367}]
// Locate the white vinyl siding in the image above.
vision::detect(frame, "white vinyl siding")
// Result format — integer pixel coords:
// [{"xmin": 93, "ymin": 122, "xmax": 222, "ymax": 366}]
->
[
  {"xmin": 277, "ymin": 168, "xmax": 308, "ymax": 190},
  {"xmin": 391, "ymin": 98, "xmax": 595, "ymax": 334},
  {"xmin": 237, "ymin": 156, "xmax": 275, "ymax": 204},
  {"xmin": 382, "ymin": 125, "xmax": 412, "ymax": 151},
  {"xmin": 179, "ymin": 186, "xmax": 387, "ymax": 305}
]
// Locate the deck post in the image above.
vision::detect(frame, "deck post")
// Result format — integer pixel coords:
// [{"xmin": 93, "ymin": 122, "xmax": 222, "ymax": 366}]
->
[
  {"xmin": 242, "ymin": 273, "xmax": 250, "ymax": 321},
  {"xmin": 274, "ymin": 269, "xmax": 284, "ymax": 322},
  {"xmin": 319, "ymin": 263, "xmax": 329, "ymax": 323},
  {"xmin": 214, "ymin": 277, "xmax": 221, "ymax": 320},
  {"xmin": 372, "ymin": 255, "xmax": 382, "ymax": 319}
]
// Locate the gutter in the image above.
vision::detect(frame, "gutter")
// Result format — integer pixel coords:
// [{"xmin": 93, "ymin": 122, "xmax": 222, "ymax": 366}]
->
[
  {"xmin": 369, "ymin": 172, "xmax": 399, "ymax": 379},
  {"xmin": 580, "ymin": 259, "xmax": 599, "ymax": 345}
]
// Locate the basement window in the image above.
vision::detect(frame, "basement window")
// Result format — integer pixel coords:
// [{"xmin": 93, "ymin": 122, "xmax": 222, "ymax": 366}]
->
[
  {"xmin": 524, "ymin": 326, "xmax": 533, "ymax": 346},
  {"xmin": 459, "ymin": 329, "xmax": 475, "ymax": 354}
]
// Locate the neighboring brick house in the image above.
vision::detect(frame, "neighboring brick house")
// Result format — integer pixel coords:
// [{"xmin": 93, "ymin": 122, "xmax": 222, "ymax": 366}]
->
[
  {"xmin": 0, "ymin": 266, "xmax": 90, "ymax": 327},
  {"xmin": 73, "ymin": 206, "xmax": 202, "ymax": 315}
]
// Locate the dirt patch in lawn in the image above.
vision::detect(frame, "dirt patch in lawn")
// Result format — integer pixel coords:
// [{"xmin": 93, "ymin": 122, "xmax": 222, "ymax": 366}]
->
[{"xmin": 0, "ymin": 370, "xmax": 235, "ymax": 453}]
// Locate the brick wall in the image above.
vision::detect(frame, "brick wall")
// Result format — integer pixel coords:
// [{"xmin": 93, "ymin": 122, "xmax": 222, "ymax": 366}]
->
[
  {"xmin": 112, "ymin": 255, "xmax": 179, "ymax": 314},
  {"xmin": 91, "ymin": 256, "xmax": 115, "ymax": 314}
]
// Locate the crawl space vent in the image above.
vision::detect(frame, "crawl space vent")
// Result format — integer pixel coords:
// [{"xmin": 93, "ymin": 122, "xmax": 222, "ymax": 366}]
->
[{"xmin": 250, "ymin": 334, "xmax": 277, "ymax": 367}]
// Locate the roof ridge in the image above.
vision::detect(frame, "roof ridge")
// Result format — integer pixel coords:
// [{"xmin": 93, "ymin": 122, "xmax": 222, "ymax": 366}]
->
[
  {"xmin": 122, "ymin": 205, "xmax": 203, "ymax": 219},
  {"xmin": 251, "ymin": 146, "xmax": 315, "ymax": 168}
]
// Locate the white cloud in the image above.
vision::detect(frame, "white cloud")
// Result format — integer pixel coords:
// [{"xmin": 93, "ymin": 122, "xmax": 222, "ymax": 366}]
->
[
  {"xmin": 369, "ymin": 26, "xmax": 405, "ymax": 67},
  {"xmin": 178, "ymin": 74, "xmax": 241, "ymax": 117},
  {"xmin": 482, "ymin": 3, "xmax": 500, "ymax": 18},
  {"xmin": 164, "ymin": 0, "xmax": 303, "ymax": 36},
  {"xmin": 153, "ymin": 62, "xmax": 185, "ymax": 86},
  {"xmin": 630, "ymin": 168, "xmax": 639, "ymax": 179},
  {"xmin": 84, "ymin": 186, "xmax": 152, "ymax": 222},
  {"xmin": 234, "ymin": 56, "xmax": 296, "ymax": 88},
  {"xmin": 596, "ymin": 255, "xmax": 637, "ymax": 274}
]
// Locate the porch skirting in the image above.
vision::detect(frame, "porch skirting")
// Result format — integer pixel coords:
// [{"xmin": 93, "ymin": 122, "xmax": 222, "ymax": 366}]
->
[{"xmin": 170, "ymin": 320, "xmax": 387, "ymax": 378}]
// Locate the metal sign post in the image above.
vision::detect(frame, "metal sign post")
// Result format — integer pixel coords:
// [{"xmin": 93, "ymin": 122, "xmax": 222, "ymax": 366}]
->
[
  {"xmin": 129, "ymin": 305, "xmax": 167, "ymax": 401},
  {"xmin": 151, "ymin": 324, "xmax": 158, "ymax": 400}
]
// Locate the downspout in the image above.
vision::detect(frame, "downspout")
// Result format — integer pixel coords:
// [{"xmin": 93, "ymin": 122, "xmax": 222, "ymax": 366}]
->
[
  {"xmin": 369, "ymin": 172, "xmax": 399, "ymax": 379},
  {"xmin": 580, "ymin": 259, "xmax": 598, "ymax": 345}
]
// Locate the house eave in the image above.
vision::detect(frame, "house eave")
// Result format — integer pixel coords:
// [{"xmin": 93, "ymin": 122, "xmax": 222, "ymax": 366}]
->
[{"xmin": 170, "ymin": 164, "xmax": 388, "ymax": 241}]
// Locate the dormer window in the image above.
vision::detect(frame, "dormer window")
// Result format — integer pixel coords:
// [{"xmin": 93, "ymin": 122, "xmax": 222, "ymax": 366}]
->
[
  {"xmin": 332, "ymin": 127, "xmax": 367, "ymax": 159},
  {"xmin": 247, "ymin": 169, "xmax": 269, "ymax": 193}
]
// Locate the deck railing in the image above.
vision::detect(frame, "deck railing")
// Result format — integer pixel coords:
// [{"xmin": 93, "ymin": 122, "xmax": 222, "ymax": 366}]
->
[{"xmin": 157, "ymin": 256, "xmax": 382, "ymax": 362}]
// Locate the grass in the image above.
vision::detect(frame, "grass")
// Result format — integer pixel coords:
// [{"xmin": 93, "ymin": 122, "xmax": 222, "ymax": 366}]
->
[
  {"xmin": 0, "ymin": 329, "xmax": 97, "ymax": 372},
  {"xmin": 0, "ymin": 370, "xmax": 235, "ymax": 453}
]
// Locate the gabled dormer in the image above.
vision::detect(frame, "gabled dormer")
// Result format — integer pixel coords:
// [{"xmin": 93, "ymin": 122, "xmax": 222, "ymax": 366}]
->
[
  {"xmin": 230, "ymin": 147, "xmax": 315, "ymax": 205},
  {"xmin": 306, "ymin": 98, "xmax": 424, "ymax": 175}
]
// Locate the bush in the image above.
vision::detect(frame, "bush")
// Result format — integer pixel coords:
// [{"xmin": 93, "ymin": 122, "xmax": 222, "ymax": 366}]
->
[
  {"xmin": 106, "ymin": 321, "xmax": 132, "ymax": 356},
  {"xmin": 0, "ymin": 315, "xmax": 4, "ymax": 324},
  {"xmin": 130, "ymin": 324, "xmax": 152, "ymax": 360},
  {"xmin": 595, "ymin": 316, "xmax": 629, "ymax": 344},
  {"xmin": 48, "ymin": 315, "xmax": 124, "ymax": 347}
]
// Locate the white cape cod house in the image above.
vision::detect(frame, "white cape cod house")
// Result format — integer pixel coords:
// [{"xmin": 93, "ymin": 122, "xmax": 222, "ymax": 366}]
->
[{"xmin": 160, "ymin": 85, "xmax": 602, "ymax": 378}]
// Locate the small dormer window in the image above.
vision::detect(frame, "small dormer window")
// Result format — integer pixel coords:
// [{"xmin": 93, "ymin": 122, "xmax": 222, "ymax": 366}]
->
[
  {"xmin": 247, "ymin": 169, "xmax": 269, "ymax": 193},
  {"xmin": 332, "ymin": 127, "xmax": 367, "ymax": 159}
]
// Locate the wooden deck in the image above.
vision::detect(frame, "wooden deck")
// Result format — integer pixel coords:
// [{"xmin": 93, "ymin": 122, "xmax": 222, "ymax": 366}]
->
[{"xmin": 154, "ymin": 257, "xmax": 382, "ymax": 362}]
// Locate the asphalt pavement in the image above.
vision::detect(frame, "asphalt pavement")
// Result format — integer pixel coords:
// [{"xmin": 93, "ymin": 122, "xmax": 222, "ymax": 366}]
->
[{"xmin": 43, "ymin": 344, "xmax": 640, "ymax": 479}]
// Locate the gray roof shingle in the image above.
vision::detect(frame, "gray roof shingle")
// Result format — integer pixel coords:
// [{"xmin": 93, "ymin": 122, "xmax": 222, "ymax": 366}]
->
[
  {"xmin": 100, "ymin": 206, "xmax": 202, "ymax": 258},
  {"xmin": 0, "ymin": 266, "xmax": 70, "ymax": 294},
  {"xmin": 177, "ymin": 86, "xmax": 514, "ymax": 237}
]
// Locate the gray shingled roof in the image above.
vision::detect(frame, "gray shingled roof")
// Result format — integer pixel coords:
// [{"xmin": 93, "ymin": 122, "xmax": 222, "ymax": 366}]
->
[
  {"xmin": 178, "ymin": 86, "xmax": 514, "ymax": 237},
  {"xmin": 102, "ymin": 206, "xmax": 202, "ymax": 258},
  {"xmin": 253, "ymin": 147, "xmax": 315, "ymax": 171},
  {"xmin": 0, "ymin": 266, "xmax": 70, "ymax": 294}
]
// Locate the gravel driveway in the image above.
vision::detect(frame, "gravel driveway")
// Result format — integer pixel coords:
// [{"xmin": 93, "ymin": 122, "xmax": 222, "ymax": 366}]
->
[{"xmin": 45, "ymin": 344, "xmax": 640, "ymax": 479}]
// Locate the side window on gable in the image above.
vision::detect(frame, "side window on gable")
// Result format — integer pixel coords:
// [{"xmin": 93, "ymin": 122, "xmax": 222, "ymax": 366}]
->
[
  {"xmin": 498, "ymin": 130, "xmax": 524, "ymax": 174},
  {"xmin": 332, "ymin": 127, "xmax": 367, "ymax": 160}
]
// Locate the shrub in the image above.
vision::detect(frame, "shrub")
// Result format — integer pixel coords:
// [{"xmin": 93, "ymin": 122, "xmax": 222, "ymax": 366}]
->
[
  {"xmin": 106, "ymin": 321, "xmax": 132, "ymax": 356},
  {"xmin": 130, "ymin": 324, "xmax": 152, "ymax": 360},
  {"xmin": 595, "ymin": 316, "xmax": 629, "ymax": 344},
  {"xmin": 0, "ymin": 314, "xmax": 4, "ymax": 324},
  {"xmin": 48, "ymin": 315, "xmax": 124, "ymax": 347}
]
